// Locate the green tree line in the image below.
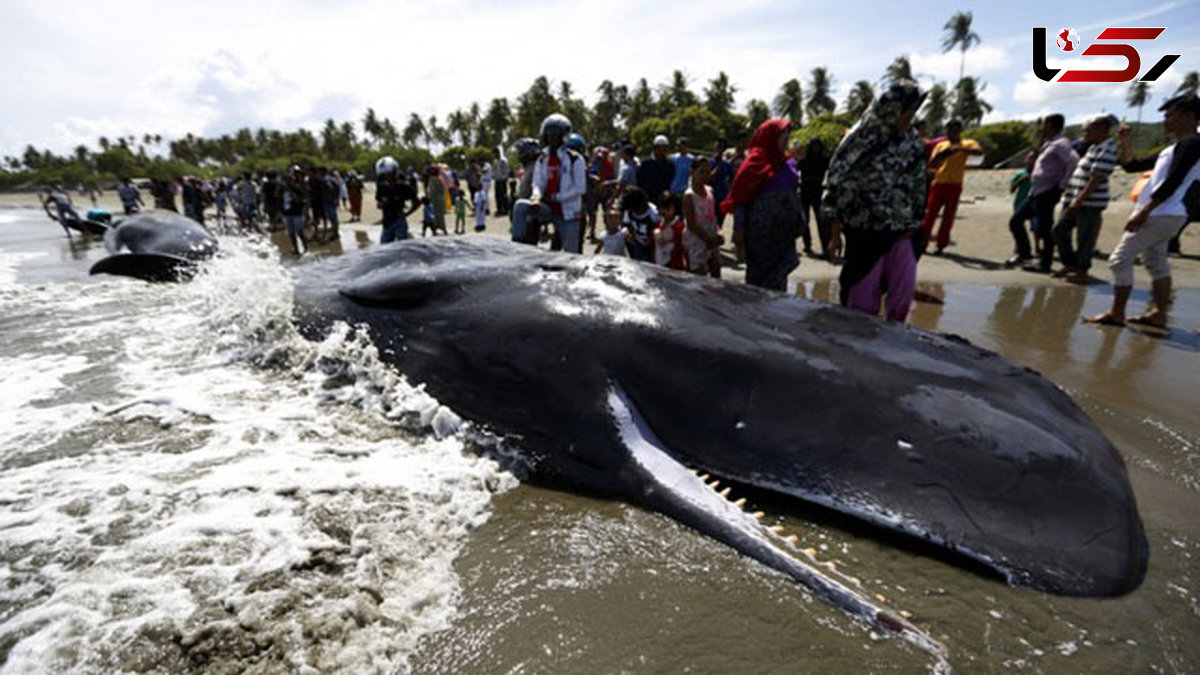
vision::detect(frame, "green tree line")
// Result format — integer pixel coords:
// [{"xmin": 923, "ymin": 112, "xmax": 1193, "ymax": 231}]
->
[{"xmin": 4, "ymin": 13, "xmax": 1194, "ymax": 193}]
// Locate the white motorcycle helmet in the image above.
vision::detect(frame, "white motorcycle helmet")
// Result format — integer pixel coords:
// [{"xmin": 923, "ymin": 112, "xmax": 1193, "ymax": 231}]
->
[{"xmin": 374, "ymin": 155, "xmax": 400, "ymax": 178}]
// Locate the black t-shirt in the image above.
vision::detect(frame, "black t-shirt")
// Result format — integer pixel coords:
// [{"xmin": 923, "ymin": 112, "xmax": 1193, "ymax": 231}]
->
[
  {"xmin": 377, "ymin": 179, "xmax": 416, "ymax": 223},
  {"xmin": 281, "ymin": 182, "xmax": 307, "ymax": 216},
  {"xmin": 637, "ymin": 157, "xmax": 674, "ymax": 200}
]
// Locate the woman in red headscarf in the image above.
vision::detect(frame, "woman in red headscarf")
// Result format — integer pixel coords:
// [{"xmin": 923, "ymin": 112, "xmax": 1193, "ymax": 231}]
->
[{"xmin": 723, "ymin": 120, "xmax": 801, "ymax": 290}]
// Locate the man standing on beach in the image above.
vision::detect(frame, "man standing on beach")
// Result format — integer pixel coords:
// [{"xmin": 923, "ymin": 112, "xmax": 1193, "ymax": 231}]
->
[
  {"xmin": 1051, "ymin": 115, "xmax": 1118, "ymax": 284},
  {"xmin": 494, "ymin": 149, "xmax": 510, "ymax": 216},
  {"xmin": 1007, "ymin": 114, "xmax": 1077, "ymax": 271},
  {"xmin": 117, "ymin": 178, "xmax": 143, "ymax": 215},
  {"xmin": 1085, "ymin": 94, "xmax": 1200, "ymax": 329},
  {"xmin": 920, "ymin": 119, "xmax": 982, "ymax": 255},
  {"xmin": 670, "ymin": 137, "xmax": 693, "ymax": 195},
  {"xmin": 638, "ymin": 135, "xmax": 674, "ymax": 200}
]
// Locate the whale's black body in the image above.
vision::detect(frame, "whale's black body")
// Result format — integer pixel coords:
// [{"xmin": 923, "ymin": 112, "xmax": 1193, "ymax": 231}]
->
[
  {"xmin": 89, "ymin": 210, "xmax": 217, "ymax": 282},
  {"xmin": 293, "ymin": 237, "xmax": 1147, "ymax": 650}
]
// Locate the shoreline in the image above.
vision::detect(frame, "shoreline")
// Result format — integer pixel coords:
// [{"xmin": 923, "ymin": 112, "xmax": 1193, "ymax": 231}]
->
[{"xmin": 4, "ymin": 169, "xmax": 1197, "ymax": 290}]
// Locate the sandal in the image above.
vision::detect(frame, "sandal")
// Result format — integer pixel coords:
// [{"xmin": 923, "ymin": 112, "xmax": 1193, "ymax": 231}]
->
[
  {"xmin": 1128, "ymin": 314, "xmax": 1167, "ymax": 329},
  {"xmin": 1083, "ymin": 312, "xmax": 1126, "ymax": 327}
]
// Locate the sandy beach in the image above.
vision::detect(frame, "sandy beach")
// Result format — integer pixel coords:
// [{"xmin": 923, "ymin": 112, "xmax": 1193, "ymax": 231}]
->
[{"xmin": 6, "ymin": 169, "xmax": 1197, "ymax": 294}]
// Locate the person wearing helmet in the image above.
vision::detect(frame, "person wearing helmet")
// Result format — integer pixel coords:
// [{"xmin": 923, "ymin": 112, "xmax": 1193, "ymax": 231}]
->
[
  {"xmin": 528, "ymin": 114, "xmax": 587, "ymax": 253},
  {"xmin": 510, "ymin": 137, "xmax": 552, "ymax": 244},
  {"xmin": 375, "ymin": 157, "xmax": 419, "ymax": 243}
]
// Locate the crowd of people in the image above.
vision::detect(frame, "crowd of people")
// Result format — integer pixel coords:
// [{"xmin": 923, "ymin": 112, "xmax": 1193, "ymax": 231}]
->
[{"xmin": 40, "ymin": 87, "xmax": 1198, "ymax": 328}]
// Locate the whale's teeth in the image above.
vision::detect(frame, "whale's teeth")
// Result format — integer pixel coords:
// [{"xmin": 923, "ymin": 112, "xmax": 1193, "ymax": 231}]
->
[
  {"xmin": 803, "ymin": 547, "xmax": 818, "ymax": 557},
  {"xmin": 733, "ymin": 498, "xmax": 747, "ymax": 508},
  {"xmin": 875, "ymin": 594, "xmax": 887, "ymax": 603},
  {"xmin": 785, "ymin": 535, "xmax": 799, "ymax": 546},
  {"xmin": 752, "ymin": 511, "xmax": 765, "ymax": 520},
  {"xmin": 900, "ymin": 610, "xmax": 913, "ymax": 618},
  {"xmin": 768, "ymin": 525, "xmax": 784, "ymax": 534},
  {"xmin": 708, "ymin": 480, "xmax": 721, "ymax": 490},
  {"xmin": 822, "ymin": 561, "xmax": 838, "ymax": 572},
  {"xmin": 719, "ymin": 487, "xmax": 731, "ymax": 498},
  {"xmin": 697, "ymin": 474, "xmax": 710, "ymax": 482}
]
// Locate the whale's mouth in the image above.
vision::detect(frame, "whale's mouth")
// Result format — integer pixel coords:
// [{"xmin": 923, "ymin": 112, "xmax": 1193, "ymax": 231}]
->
[{"xmin": 605, "ymin": 384, "xmax": 947, "ymax": 661}]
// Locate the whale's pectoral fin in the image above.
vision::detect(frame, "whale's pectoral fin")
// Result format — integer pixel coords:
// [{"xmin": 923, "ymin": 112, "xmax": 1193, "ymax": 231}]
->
[
  {"xmin": 606, "ymin": 383, "xmax": 947, "ymax": 659},
  {"xmin": 89, "ymin": 253, "xmax": 197, "ymax": 282}
]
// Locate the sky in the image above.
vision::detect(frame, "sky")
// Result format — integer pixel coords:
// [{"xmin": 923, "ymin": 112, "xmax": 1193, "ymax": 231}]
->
[{"xmin": 0, "ymin": 0, "xmax": 1196, "ymax": 159}]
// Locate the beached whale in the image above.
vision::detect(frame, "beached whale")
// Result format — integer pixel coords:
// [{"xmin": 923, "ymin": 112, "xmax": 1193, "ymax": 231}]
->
[
  {"xmin": 89, "ymin": 210, "xmax": 217, "ymax": 282},
  {"xmin": 293, "ymin": 237, "xmax": 1147, "ymax": 653}
]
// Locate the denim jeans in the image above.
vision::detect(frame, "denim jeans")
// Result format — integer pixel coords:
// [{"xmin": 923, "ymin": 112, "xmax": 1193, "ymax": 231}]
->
[
  {"xmin": 381, "ymin": 218, "xmax": 409, "ymax": 243},
  {"xmin": 1052, "ymin": 206, "xmax": 1102, "ymax": 271},
  {"xmin": 324, "ymin": 204, "xmax": 339, "ymax": 232},
  {"xmin": 511, "ymin": 199, "xmax": 553, "ymax": 244},
  {"xmin": 284, "ymin": 214, "xmax": 306, "ymax": 238},
  {"xmin": 510, "ymin": 200, "xmax": 582, "ymax": 252}
]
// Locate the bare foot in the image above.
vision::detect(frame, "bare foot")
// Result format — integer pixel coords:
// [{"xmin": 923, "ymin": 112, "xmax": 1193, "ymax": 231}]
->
[{"xmin": 1083, "ymin": 311, "xmax": 1126, "ymax": 327}]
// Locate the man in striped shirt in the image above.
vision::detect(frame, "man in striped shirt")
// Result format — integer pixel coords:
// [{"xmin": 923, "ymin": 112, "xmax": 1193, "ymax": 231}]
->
[{"xmin": 1051, "ymin": 115, "xmax": 1118, "ymax": 283}]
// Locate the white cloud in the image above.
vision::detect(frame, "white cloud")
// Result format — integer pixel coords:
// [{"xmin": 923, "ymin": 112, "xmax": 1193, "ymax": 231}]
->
[{"xmin": 909, "ymin": 45, "xmax": 1012, "ymax": 83}]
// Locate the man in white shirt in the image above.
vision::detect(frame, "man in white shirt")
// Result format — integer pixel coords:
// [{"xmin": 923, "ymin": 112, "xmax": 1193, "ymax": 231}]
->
[{"xmin": 530, "ymin": 114, "xmax": 587, "ymax": 253}]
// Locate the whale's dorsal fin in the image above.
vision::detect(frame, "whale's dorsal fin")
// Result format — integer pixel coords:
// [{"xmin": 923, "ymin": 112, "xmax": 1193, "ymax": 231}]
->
[{"xmin": 606, "ymin": 383, "xmax": 947, "ymax": 660}]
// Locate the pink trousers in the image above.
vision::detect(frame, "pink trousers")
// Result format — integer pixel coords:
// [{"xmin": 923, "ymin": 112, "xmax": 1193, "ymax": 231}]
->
[{"xmin": 846, "ymin": 237, "xmax": 916, "ymax": 321}]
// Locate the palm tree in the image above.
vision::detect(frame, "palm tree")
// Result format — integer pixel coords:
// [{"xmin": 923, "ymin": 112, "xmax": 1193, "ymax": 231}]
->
[
  {"xmin": 922, "ymin": 83, "xmax": 950, "ymax": 133},
  {"xmin": 447, "ymin": 109, "xmax": 471, "ymax": 146},
  {"xmin": 845, "ymin": 80, "xmax": 875, "ymax": 119},
  {"xmin": 1126, "ymin": 81, "xmax": 1151, "ymax": 147},
  {"xmin": 886, "ymin": 56, "xmax": 913, "ymax": 84},
  {"xmin": 626, "ymin": 78, "xmax": 656, "ymax": 131},
  {"xmin": 1177, "ymin": 71, "xmax": 1199, "ymax": 96},
  {"xmin": 482, "ymin": 97, "xmax": 514, "ymax": 148},
  {"xmin": 1127, "ymin": 81, "xmax": 1151, "ymax": 126},
  {"xmin": 594, "ymin": 81, "xmax": 628, "ymax": 141},
  {"xmin": 665, "ymin": 70, "xmax": 699, "ymax": 113},
  {"xmin": 402, "ymin": 113, "xmax": 426, "ymax": 148},
  {"xmin": 363, "ymin": 108, "xmax": 382, "ymax": 149},
  {"xmin": 746, "ymin": 99, "xmax": 771, "ymax": 130},
  {"xmin": 805, "ymin": 68, "xmax": 836, "ymax": 120},
  {"xmin": 704, "ymin": 71, "xmax": 738, "ymax": 120},
  {"xmin": 941, "ymin": 11, "xmax": 981, "ymax": 84},
  {"xmin": 951, "ymin": 77, "xmax": 993, "ymax": 126},
  {"xmin": 773, "ymin": 78, "xmax": 804, "ymax": 126}
]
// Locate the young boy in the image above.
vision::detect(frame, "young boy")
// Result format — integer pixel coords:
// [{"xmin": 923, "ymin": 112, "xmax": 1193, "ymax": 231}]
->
[
  {"xmin": 453, "ymin": 192, "xmax": 467, "ymax": 234},
  {"xmin": 619, "ymin": 187, "xmax": 659, "ymax": 262},
  {"xmin": 421, "ymin": 196, "xmax": 436, "ymax": 237},
  {"xmin": 595, "ymin": 211, "xmax": 630, "ymax": 257}
]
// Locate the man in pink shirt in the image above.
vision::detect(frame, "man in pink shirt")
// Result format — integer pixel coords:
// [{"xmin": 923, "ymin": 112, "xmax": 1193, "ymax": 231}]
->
[{"xmin": 1006, "ymin": 114, "xmax": 1079, "ymax": 271}]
